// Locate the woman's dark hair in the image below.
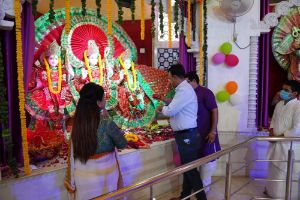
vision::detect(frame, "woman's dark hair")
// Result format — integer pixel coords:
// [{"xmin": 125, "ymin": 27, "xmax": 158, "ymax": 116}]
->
[
  {"xmin": 284, "ymin": 80, "xmax": 300, "ymax": 96},
  {"xmin": 71, "ymin": 82, "xmax": 104, "ymax": 163},
  {"xmin": 185, "ymin": 71, "xmax": 200, "ymax": 84},
  {"xmin": 168, "ymin": 64, "xmax": 186, "ymax": 78}
]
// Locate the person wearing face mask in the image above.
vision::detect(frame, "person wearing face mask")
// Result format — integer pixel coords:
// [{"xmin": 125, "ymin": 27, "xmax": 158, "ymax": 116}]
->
[{"xmin": 264, "ymin": 80, "xmax": 300, "ymax": 198}]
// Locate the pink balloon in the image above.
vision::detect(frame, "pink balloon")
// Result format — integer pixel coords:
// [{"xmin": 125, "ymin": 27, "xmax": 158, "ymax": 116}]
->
[
  {"xmin": 225, "ymin": 54, "xmax": 239, "ymax": 67},
  {"xmin": 212, "ymin": 53, "xmax": 226, "ymax": 65}
]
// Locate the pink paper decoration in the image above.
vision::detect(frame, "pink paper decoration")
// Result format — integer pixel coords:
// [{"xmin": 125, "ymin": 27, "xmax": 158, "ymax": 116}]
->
[
  {"xmin": 225, "ymin": 54, "xmax": 239, "ymax": 67},
  {"xmin": 212, "ymin": 53, "xmax": 226, "ymax": 65}
]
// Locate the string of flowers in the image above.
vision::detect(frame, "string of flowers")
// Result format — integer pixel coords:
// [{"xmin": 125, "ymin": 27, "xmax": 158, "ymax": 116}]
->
[
  {"xmin": 14, "ymin": 0, "xmax": 30, "ymax": 175},
  {"xmin": 140, "ymin": 0, "xmax": 145, "ymax": 40},
  {"xmin": 0, "ymin": 41, "xmax": 18, "ymax": 177},
  {"xmin": 119, "ymin": 55, "xmax": 137, "ymax": 91},
  {"xmin": 117, "ymin": 0, "xmax": 124, "ymax": 24},
  {"xmin": 130, "ymin": 0, "xmax": 135, "ymax": 21},
  {"xmin": 180, "ymin": 0, "xmax": 184, "ymax": 34},
  {"xmin": 96, "ymin": 0, "xmax": 101, "ymax": 18},
  {"xmin": 151, "ymin": 0, "xmax": 155, "ymax": 38},
  {"xmin": 65, "ymin": 0, "xmax": 70, "ymax": 34},
  {"xmin": 159, "ymin": 0, "xmax": 164, "ymax": 38},
  {"xmin": 31, "ymin": 0, "xmax": 38, "ymax": 16},
  {"xmin": 81, "ymin": 0, "xmax": 87, "ymax": 16},
  {"xmin": 199, "ymin": 0, "xmax": 203, "ymax": 85},
  {"xmin": 44, "ymin": 57, "xmax": 63, "ymax": 94},
  {"xmin": 192, "ymin": 5, "xmax": 195, "ymax": 41},
  {"xmin": 203, "ymin": 0, "xmax": 208, "ymax": 86},
  {"xmin": 187, "ymin": 0, "xmax": 191, "ymax": 47},
  {"xmin": 168, "ymin": 0, "xmax": 172, "ymax": 47},
  {"xmin": 107, "ymin": 0, "xmax": 113, "ymax": 35},
  {"xmin": 174, "ymin": 0, "xmax": 179, "ymax": 38},
  {"xmin": 49, "ymin": 0, "xmax": 55, "ymax": 22},
  {"xmin": 83, "ymin": 51, "xmax": 104, "ymax": 86}
]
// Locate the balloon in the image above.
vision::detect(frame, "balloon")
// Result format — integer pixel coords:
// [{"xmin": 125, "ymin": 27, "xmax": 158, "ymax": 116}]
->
[
  {"xmin": 220, "ymin": 42, "xmax": 232, "ymax": 55},
  {"xmin": 212, "ymin": 53, "xmax": 226, "ymax": 65},
  {"xmin": 216, "ymin": 91, "xmax": 230, "ymax": 102},
  {"xmin": 225, "ymin": 81, "xmax": 238, "ymax": 94},
  {"xmin": 230, "ymin": 94, "xmax": 241, "ymax": 106},
  {"xmin": 225, "ymin": 54, "xmax": 239, "ymax": 67}
]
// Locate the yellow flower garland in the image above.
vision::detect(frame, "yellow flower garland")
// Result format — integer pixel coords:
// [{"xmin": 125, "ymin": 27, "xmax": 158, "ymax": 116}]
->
[
  {"xmin": 168, "ymin": 0, "xmax": 172, "ymax": 48},
  {"xmin": 107, "ymin": 0, "xmax": 113, "ymax": 35},
  {"xmin": 14, "ymin": 0, "xmax": 30, "ymax": 175},
  {"xmin": 140, "ymin": 0, "xmax": 145, "ymax": 40},
  {"xmin": 119, "ymin": 54, "xmax": 137, "ymax": 91},
  {"xmin": 124, "ymin": 132, "xmax": 139, "ymax": 142},
  {"xmin": 65, "ymin": 0, "xmax": 70, "ymax": 34},
  {"xmin": 199, "ymin": 0, "xmax": 203, "ymax": 85},
  {"xmin": 187, "ymin": 0, "xmax": 191, "ymax": 47},
  {"xmin": 83, "ymin": 50, "xmax": 104, "ymax": 86},
  {"xmin": 44, "ymin": 57, "xmax": 63, "ymax": 94}
]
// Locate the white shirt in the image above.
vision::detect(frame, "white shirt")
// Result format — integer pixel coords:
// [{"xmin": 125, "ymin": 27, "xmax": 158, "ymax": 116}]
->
[{"xmin": 162, "ymin": 80, "xmax": 198, "ymax": 131}]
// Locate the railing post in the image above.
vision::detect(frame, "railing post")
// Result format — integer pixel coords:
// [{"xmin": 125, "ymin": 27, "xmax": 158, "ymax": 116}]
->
[
  {"xmin": 285, "ymin": 141, "xmax": 294, "ymax": 200},
  {"xmin": 225, "ymin": 152, "xmax": 232, "ymax": 200}
]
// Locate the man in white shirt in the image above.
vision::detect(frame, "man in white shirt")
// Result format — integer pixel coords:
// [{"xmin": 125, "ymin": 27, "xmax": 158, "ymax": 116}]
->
[
  {"xmin": 158, "ymin": 64, "xmax": 207, "ymax": 200},
  {"xmin": 265, "ymin": 80, "xmax": 300, "ymax": 198}
]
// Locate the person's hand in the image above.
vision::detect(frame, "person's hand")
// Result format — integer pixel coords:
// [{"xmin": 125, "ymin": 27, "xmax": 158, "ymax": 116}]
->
[{"xmin": 206, "ymin": 132, "xmax": 216, "ymax": 144}]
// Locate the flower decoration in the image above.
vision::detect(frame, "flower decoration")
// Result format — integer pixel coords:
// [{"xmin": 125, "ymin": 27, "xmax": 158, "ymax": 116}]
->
[
  {"xmin": 151, "ymin": 0, "xmax": 156, "ymax": 38},
  {"xmin": 96, "ymin": 0, "xmax": 102, "ymax": 18},
  {"xmin": 174, "ymin": 0, "xmax": 179, "ymax": 38},
  {"xmin": 65, "ymin": 0, "xmax": 70, "ymax": 34},
  {"xmin": 168, "ymin": 0, "xmax": 172, "ymax": 47},
  {"xmin": 141, "ymin": 0, "xmax": 145, "ymax": 40},
  {"xmin": 81, "ymin": 0, "xmax": 87, "ymax": 16},
  {"xmin": 49, "ymin": 0, "xmax": 55, "ymax": 22},
  {"xmin": 159, "ymin": 0, "xmax": 164, "ymax": 38},
  {"xmin": 130, "ymin": 0, "xmax": 136, "ymax": 21},
  {"xmin": 187, "ymin": 0, "xmax": 191, "ymax": 47},
  {"xmin": 117, "ymin": 0, "xmax": 124, "ymax": 24}
]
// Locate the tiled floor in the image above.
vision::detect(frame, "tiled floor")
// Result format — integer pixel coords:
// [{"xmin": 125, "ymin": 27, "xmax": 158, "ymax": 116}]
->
[{"xmin": 156, "ymin": 176, "xmax": 268, "ymax": 200}]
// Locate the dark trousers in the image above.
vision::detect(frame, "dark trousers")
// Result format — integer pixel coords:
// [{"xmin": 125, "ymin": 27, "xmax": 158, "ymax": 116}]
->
[{"xmin": 174, "ymin": 128, "xmax": 207, "ymax": 200}]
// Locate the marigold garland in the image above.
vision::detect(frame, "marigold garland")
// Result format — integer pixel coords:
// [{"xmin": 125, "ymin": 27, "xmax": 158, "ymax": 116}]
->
[
  {"xmin": 65, "ymin": 0, "xmax": 70, "ymax": 34},
  {"xmin": 83, "ymin": 50, "xmax": 104, "ymax": 86},
  {"xmin": 14, "ymin": 0, "xmax": 30, "ymax": 175},
  {"xmin": 187, "ymin": 0, "xmax": 191, "ymax": 47},
  {"xmin": 130, "ymin": 0, "xmax": 136, "ymax": 21},
  {"xmin": 140, "ymin": 0, "xmax": 145, "ymax": 40},
  {"xmin": 44, "ymin": 57, "xmax": 63, "ymax": 94},
  {"xmin": 119, "ymin": 54, "xmax": 137, "ymax": 91},
  {"xmin": 168, "ymin": 0, "xmax": 172, "ymax": 48},
  {"xmin": 174, "ymin": 0, "xmax": 179, "ymax": 38},
  {"xmin": 107, "ymin": 0, "xmax": 113, "ymax": 35},
  {"xmin": 180, "ymin": 0, "xmax": 184, "ymax": 34},
  {"xmin": 199, "ymin": 0, "xmax": 203, "ymax": 85},
  {"xmin": 159, "ymin": 0, "xmax": 164, "ymax": 38},
  {"xmin": 151, "ymin": 0, "xmax": 156, "ymax": 38}
]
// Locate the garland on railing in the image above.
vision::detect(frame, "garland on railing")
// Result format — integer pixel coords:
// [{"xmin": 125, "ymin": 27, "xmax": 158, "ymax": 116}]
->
[
  {"xmin": 107, "ymin": 0, "xmax": 113, "ymax": 35},
  {"xmin": 130, "ymin": 0, "xmax": 135, "ymax": 21},
  {"xmin": 140, "ymin": 0, "xmax": 145, "ymax": 40},
  {"xmin": 0, "ymin": 40, "xmax": 18, "ymax": 177},
  {"xmin": 199, "ymin": 0, "xmax": 203, "ymax": 85},
  {"xmin": 168, "ymin": 0, "xmax": 172, "ymax": 47},
  {"xmin": 49, "ymin": 0, "xmax": 55, "ymax": 22},
  {"xmin": 117, "ymin": 0, "xmax": 124, "ymax": 24},
  {"xmin": 81, "ymin": 0, "xmax": 87, "ymax": 16},
  {"xmin": 159, "ymin": 0, "xmax": 164, "ymax": 38},
  {"xmin": 203, "ymin": 0, "xmax": 208, "ymax": 86},
  {"xmin": 31, "ymin": 0, "xmax": 38, "ymax": 16},
  {"xmin": 187, "ymin": 0, "xmax": 191, "ymax": 47},
  {"xmin": 151, "ymin": 0, "xmax": 155, "ymax": 38},
  {"xmin": 65, "ymin": 0, "xmax": 70, "ymax": 34},
  {"xmin": 14, "ymin": 0, "xmax": 30, "ymax": 175},
  {"xmin": 174, "ymin": 0, "xmax": 179, "ymax": 38},
  {"xmin": 180, "ymin": 0, "xmax": 184, "ymax": 34},
  {"xmin": 96, "ymin": 0, "xmax": 101, "ymax": 18}
]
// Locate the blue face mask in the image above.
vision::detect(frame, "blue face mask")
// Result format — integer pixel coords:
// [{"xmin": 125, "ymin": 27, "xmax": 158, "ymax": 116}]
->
[{"xmin": 280, "ymin": 90, "xmax": 291, "ymax": 101}]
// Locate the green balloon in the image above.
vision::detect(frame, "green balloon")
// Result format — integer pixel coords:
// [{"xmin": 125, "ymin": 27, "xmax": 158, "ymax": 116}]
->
[
  {"xmin": 216, "ymin": 91, "xmax": 230, "ymax": 102},
  {"xmin": 220, "ymin": 42, "xmax": 232, "ymax": 55}
]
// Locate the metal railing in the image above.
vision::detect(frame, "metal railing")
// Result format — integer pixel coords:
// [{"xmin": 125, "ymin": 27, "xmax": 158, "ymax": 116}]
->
[{"xmin": 94, "ymin": 136, "xmax": 300, "ymax": 200}]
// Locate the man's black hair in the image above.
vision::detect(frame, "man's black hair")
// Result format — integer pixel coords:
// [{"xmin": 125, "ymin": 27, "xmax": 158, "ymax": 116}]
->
[
  {"xmin": 284, "ymin": 80, "xmax": 300, "ymax": 96},
  {"xmin": 168, "ymin": 64, "xmax": 186, "ymax": 78},
  {"xmin": 185, "ymin": 71, "xmax": 199, "ymax": 85}
]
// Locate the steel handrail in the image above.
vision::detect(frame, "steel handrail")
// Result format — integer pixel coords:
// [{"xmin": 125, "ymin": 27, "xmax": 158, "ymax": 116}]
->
[{"xmin": 95, "ymin": 136, "xmax": 300, "ymax": 200}]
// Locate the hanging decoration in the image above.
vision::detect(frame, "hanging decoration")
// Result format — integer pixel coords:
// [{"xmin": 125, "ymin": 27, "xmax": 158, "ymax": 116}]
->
[
  {"xmin": 174, "ymin": 0, "xmax": 179, "ymax": 38},
  {"xmin": 119, "ymin": 55, "xmax": 137, "ymax": 91},
  {"xmin": 130, "ymin": 0, "xmax": 135, "ymax": 21},
  {"xmin": 187, "ymin": 0, "xmax": 191, "ymax": 47},
  {"xmin": 32, "ymin": 0, "xmax": 38, "ymax": 16},
  {"xmin": 203, "ymin": 0, "xmax": 208, "ymax": 86},
  {"xmin": 159, "ymin": 0, "xmax": 164, "ymax": 38},
  {"xmin": 14, "ymin": 0, "xmax": 30, "ymax": 175},
  {"xmin": 199, "ymin": 0, "xmax": 203, "ymax": 85},
  {"xmin": 151, "ymin": 0, "xmax": 156, "ymax": 38},
  {"xmin": 141, "ymin": 0, "xmax": 145, "ymax": 40},
  {"xmin": 107, "ymin": 0, "xmax": 113, "ymax": 35},
  {"xmin": 83, "ymin": 51, "xmax": 104, "ymax": 86},
  {"xmin": 180, "ymin": 0, "xmax": 184, "ymax": 34},
  {"xmin": 81, "ymin": 0, "xmax": 87, "ymax": 16},
  {"xmin": 168, "ymin": 0, "xmax": 172, "ymax": 47},
  {"xmin": 117, "ymin": 0, "xmax": 124, "ymax": 24},
  {"xmin": 96, "ymin": 0, "xmax": 101, "ymax": 18},
  {"xmin": 44, "ymin": 57, "xmax": 63, "ymax": 94},
  {"xmin": 49, "ymin": 0, "xmax": 55, "ymax": 22},
  {"xmin": 65, "ymin": 0, "xmax": 70, "ymax": 34}
]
